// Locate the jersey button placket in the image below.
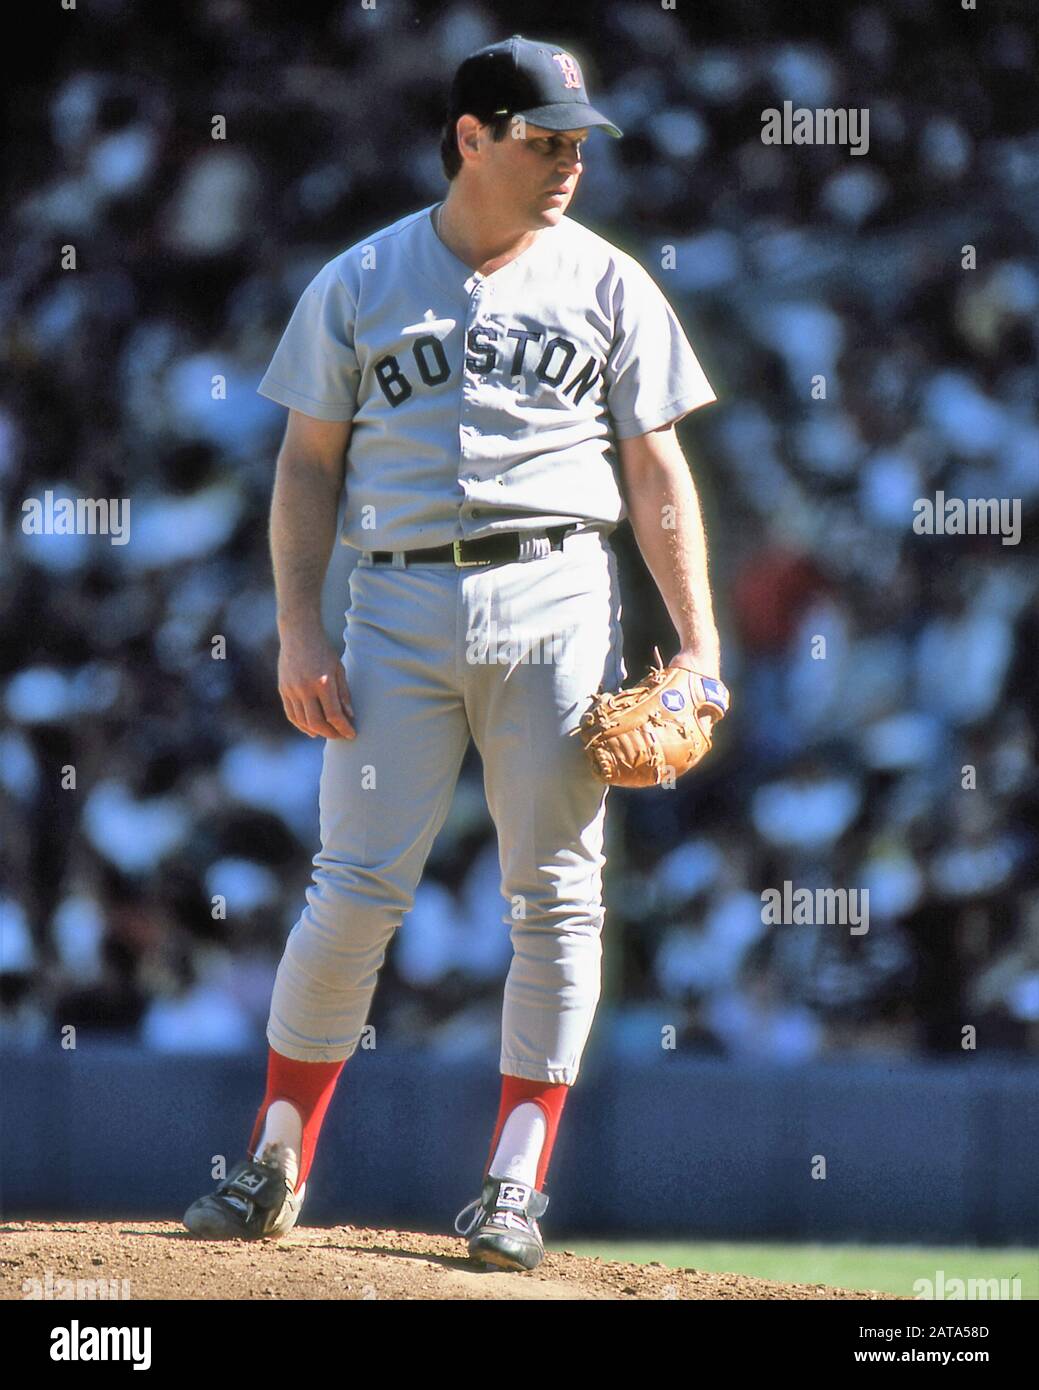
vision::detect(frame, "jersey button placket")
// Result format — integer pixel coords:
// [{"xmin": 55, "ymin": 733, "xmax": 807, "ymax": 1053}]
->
[{"xmin": 459, "ymin": 278, "xmax": 485, "ymax": 528}]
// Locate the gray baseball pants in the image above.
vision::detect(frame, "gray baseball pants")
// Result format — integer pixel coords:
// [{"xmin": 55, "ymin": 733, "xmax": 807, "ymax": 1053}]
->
[{"xmin": 266, "ymin": 525, "xmax": 626, "ymax": 1084}]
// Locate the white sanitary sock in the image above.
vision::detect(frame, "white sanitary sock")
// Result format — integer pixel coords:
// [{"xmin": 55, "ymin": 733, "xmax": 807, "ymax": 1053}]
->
[
  {"xmin": 253, "ymin": 1099, "xmax": 302, "ymax": 1191},
  {"xmin": 488, "ymin": 1102, "xmax": 547, "ymax": 1189}
]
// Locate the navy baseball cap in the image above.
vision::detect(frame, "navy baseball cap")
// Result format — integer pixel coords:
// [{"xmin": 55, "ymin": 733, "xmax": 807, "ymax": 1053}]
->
[{"xmin": 448, "ymin": 34, "xmax": 623, "ymax": 139}]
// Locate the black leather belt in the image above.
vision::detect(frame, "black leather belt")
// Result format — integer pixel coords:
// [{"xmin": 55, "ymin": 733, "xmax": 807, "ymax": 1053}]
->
[{"xmin": 368, "ymin": 525, "xmax": 577, "ymax": 568}]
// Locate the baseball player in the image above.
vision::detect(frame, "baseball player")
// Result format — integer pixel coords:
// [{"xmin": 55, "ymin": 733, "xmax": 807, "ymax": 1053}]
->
[{"xmin": 184, "ymin": 34, "xmax": 723, "ymax": 1273}]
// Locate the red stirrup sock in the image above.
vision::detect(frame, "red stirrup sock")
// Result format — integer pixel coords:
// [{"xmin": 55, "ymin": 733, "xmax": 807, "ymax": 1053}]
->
[
  {"xmin": 248, "ymin": 1048, "xmax": 346, "ymax": 1192},
  {"xmin": 484, "ymin": 1075, "xmax": 570, "ymax": 1191}
]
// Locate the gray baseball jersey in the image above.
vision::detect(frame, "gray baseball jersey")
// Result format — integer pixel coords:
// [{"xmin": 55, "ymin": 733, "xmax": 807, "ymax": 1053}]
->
[{"xmin": 257, "ymin": 203, "xmax": 716, "ymax": 551}]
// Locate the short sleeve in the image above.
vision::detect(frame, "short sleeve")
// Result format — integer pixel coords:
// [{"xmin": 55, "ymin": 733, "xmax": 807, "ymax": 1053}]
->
[
  {"xmin": 604, "ymin": 262, "xmax": 717, "ymax": 439},
  {"xmin": 257, "ymin": 261, "xmax": 360, "ymax": 421}
]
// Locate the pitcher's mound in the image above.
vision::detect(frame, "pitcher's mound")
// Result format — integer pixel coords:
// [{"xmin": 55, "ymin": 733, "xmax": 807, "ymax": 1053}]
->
[{"xmin": 1, "ymin": 1222, "xmax": 901, "ymax": 1300}]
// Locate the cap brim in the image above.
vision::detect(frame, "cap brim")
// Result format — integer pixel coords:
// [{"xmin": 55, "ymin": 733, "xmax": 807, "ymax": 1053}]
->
[{"xmin": 513, "ymin": 102, "xmax": 623, "ymax": 139}]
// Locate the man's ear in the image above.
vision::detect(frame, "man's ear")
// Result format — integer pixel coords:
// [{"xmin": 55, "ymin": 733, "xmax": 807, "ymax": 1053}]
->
[{"xmin": 456, "ymin": 114, "xmax": 483, "ymax": 164}]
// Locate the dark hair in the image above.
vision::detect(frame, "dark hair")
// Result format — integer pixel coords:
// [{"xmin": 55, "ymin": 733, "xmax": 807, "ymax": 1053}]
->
[{"xmin": 439, "ymin": 111, "xmax": 513, "ymax": 180}]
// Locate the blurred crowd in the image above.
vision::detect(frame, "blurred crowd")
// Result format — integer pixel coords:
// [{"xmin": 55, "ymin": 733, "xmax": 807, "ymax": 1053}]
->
[{"xmin": 2, "ymin": 0, "xmax": 1037, "ymax": 1064}]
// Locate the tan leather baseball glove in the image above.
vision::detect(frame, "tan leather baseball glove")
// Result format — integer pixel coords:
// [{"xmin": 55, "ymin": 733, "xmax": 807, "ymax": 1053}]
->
[{"xmin": 572, "ymin": 647, "xmax": 730, "ymax": 788}]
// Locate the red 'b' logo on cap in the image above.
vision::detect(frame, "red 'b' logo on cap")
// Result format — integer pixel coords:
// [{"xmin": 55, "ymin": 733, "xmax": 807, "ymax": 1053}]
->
[{"xmin": 552, "ymin": 53, "xmax": 582, "ymax": 90}]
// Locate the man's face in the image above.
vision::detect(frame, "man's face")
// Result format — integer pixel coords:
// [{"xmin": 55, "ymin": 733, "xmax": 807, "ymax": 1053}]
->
[{"xmin": 474, "ymin": 121, "xmax": 588, "ymax": 226}]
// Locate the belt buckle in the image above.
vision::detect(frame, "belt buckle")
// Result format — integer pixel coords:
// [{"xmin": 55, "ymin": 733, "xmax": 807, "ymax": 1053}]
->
[{"xmin": 453, "ymin": 539, "xmax": 489, "ymax": 568}]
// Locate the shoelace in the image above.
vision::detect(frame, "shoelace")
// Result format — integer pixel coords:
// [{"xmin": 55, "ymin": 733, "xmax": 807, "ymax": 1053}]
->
[
  {"xmin": 453, "ymin": 1197, "xmax": 485, "ymax": 1238},
  {"xmin": 454, "ymin": 1195, "xmax": 541, "ymax": 1241}
]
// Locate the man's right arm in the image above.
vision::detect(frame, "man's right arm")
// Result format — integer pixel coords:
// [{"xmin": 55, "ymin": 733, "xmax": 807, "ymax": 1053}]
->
[{"xmin": 270, "ymin": 409, "xmax": 357, "ymax": 740}]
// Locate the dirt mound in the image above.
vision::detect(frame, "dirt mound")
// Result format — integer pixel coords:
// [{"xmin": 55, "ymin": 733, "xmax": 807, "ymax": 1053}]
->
[{"xmin": 1, "ymin": 1222, "xmax": 902, "ymax": 1300}]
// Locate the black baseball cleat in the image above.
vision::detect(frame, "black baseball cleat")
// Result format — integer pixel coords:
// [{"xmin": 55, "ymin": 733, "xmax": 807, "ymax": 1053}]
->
[
  {"xmin": 183, "ymin": 1144, "xmax": 305, "ymax": 1240},
  {"xmin": 454, "ymin": 1176, "xmax": 550, "ymax": 1272}
]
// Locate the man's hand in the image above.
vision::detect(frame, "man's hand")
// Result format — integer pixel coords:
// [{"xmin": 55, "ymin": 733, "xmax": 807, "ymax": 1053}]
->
[
  {"xmin": 278, "ymin": 624, "xmax": 356, "ymax": 740},
  {"xmin": 669, "ymin": 645, "xmax": 720, "ymax": 680},
  {"xmin": 669, "ymin": 645, "xmax": 723, "ymax": 740}
]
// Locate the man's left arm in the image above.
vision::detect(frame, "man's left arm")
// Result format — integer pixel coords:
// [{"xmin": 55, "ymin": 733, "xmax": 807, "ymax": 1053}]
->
[{"xmin": 618, "ymin": 423, "xmax": 721, "ymax": 680}]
